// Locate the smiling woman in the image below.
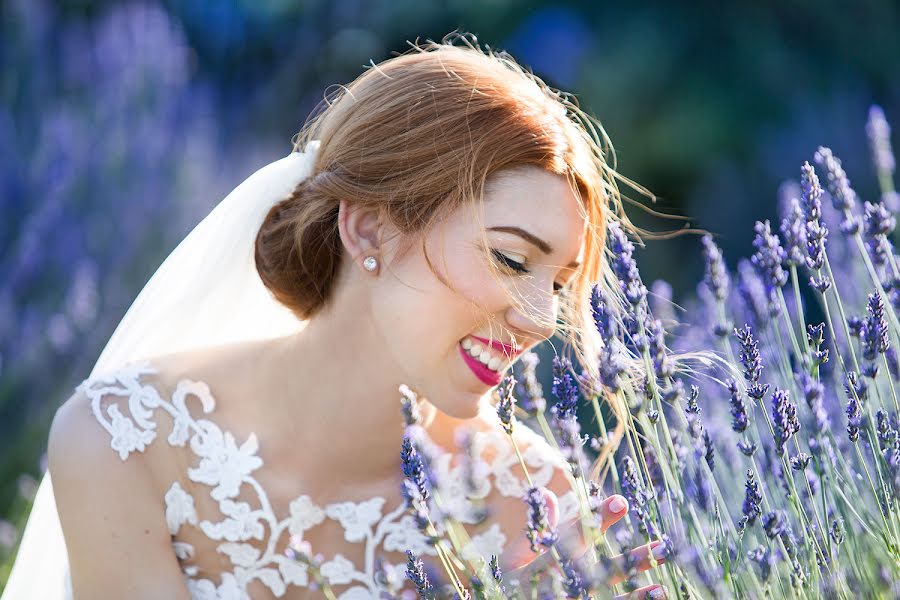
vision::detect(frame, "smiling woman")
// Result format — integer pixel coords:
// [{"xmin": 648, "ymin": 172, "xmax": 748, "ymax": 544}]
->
[{"xmin": 7, "ymin": 31, "xmax": 668, "ymax": 600}]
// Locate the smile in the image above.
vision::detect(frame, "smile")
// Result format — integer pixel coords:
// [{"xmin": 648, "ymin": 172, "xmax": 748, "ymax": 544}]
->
[{"xmin": 458, "ymin": 336, "xmax": 512, "ymax": 386}]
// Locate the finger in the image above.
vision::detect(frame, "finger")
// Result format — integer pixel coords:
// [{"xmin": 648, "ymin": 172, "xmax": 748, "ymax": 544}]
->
[
  {"xmin": 614, "ymin": 584, "xmax": 667, "ymax": 599},
  {"xmin": 597, "ymin": 495, "xmax": 629, "ymax": 533},
  {"xmin": 603, "ymin": 539, "xmax": 668, "ymax": 586}
]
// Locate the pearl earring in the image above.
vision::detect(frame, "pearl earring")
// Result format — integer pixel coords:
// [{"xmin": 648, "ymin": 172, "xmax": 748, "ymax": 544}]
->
[{"xmin": 363, "ymin": 255, "xmax": 378, "ymax": 272}]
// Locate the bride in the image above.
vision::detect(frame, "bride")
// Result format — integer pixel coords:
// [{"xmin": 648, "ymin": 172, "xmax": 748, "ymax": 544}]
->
[{"xmin": 3, "ymin": 34, "xmax": 667, "ymax": 599}]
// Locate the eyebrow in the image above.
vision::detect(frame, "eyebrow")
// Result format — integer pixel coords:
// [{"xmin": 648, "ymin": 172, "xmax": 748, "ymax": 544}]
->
[{"xmin": 487, "ymin": 226, "xmax": 582, "ymax": 268}]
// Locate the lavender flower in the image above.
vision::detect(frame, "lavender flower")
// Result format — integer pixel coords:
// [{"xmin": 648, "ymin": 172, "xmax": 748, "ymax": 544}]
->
[
  {"xmin": 621, "ymin": 456, "xmax": 657, "ymax": 536},
  {"xmin": 862, "ymin": 291, "xmax": 891, "ymax": 361},
  {"xmin": 550, "ymin": 356, "xmax": 579, "ymax": 421},
  {"xmin": 524, "ymin": 486, "xmax": 559, "ymax": 552},
  {"xmin": 496, "ymin": 375, "xmax": 516, "ymax": 435},
  {"xmin": 727, "ymin": 378, "xmax": 749, "ymax": 433},
  {"xmin": 751, "ymin": 220, "xmax": 788, "ymax": 308},
  {"xmin": 608, "ymin": 221, "xmax": 648, "ymax": 309},
  {"xmin": 590, "ymin": 282, "xmax": 620, "ymax": 342},
  {"xmin": 701, "ymin": 234, "xmax": 730, "ymax": 301},
  {"xmin": 406, "ymin": 550, "xmax": 434, "ymax": 598},
  {"xmin": 780, "ymin": 198, "xmax": 808, "ymax": 268},
  {"xmin": 401, "ymin": 436, "xmax": 430, "ymax": 502},
  {"xmin": 866, "ymin": 105, "xmax": 895, "ymax": 175},
  {"xmin": 845, "ymin": 370, "xmax": 869, "ymax": 403},
  {"xmin": 741, "ymin": 469, "xmax": 763, "ymax": 530},
  {"xmin": 747, "ymin": 545, "xmax": 775, "ymax": 581},
  {"xmin": 847, "ymin": 395, "xmax": 862, "ymax": 443},
  {"xmin": 647, "ymin": 317, "xmax": 674, "ymax": 380},
  {"xmin": 806, "ymin": 322, "xmax": 830, "ymax": 366},
  {"xmin": 561, "ymin": 558, "xmax": 588, "ymax": 599},
  {"xmin": 738, "ymin": 439, "xmax": 758, "ymax": 457},
  {"xmin": 512, "ymin": 351, "xmax": 546, "ymax": 414},
  {"xmin": 863, "ymin": 201, "xmax": 897, "ymax": 268},
  {"xmin": 864, "ymin": 200, "xmax": 896, "ymax": 238},
  {"xmin": 812, "ymin": 148, "xmax": 857, "ymax": 213},
  {"xmin": 771, "ymin": 388, "xmax": 800, "ymax": 456},
  {"xmin": 734, "ymin": 324, "xmax": 770, "ymax": 400},
  {"xmin": 790, "ymin": 453, "xmax": 811, "ymax": 471},
  {"xmin": 876, "ymin": 409, "xmax": 898, "ymax": 451},
  {"xmin": 796, "ymin": 371, "xmax": 829, "ymax": 434},
  {"xmin": 799, "ymin": 162, "xmax": 829, "ymax": 276},
  {"xmin": 489, "ymin": 555, "xmax": 505, "ymax": 593}
]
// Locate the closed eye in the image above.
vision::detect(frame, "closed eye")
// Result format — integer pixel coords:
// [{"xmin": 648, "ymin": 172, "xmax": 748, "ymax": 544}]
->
[{"xmin": 491, "ymin": 249, "xmax": 566, "ymax": 294}]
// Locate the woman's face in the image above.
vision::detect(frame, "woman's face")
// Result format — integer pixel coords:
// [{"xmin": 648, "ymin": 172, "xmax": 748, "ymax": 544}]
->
[{"xmin": 373, "ymin": 165, "xmax": 587, "ymax": 419}]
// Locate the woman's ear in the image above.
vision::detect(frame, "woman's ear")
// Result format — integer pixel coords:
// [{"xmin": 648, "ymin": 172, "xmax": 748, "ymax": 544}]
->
[{"xmin": 337, "ymin": 199, "xmax": 384, "ymax": 271}]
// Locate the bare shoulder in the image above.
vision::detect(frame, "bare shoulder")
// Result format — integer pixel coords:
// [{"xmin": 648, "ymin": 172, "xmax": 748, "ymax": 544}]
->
[{"xmin": 48, "ymin": 364, "xmax": 192, "ymax": 597}]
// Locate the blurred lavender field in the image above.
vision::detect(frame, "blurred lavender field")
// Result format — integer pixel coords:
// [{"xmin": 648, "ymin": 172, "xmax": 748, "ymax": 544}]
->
[{"xmin": 2, "ymin": 0, "xmax": 899, "ymax": 588}]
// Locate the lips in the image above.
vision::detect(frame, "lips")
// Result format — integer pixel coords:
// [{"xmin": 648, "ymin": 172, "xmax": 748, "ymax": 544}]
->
[
  {"xmin": 469, "ymin": 335, "xmax": 521, "ymax": 360},
  {"xmin": 459, "ymin": 344, "xmax": 503, "ymax": 386}
]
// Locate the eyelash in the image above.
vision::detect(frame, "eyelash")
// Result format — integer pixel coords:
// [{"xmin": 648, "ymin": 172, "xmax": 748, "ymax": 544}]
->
[{"xmin": 491, "ymin": 250, "xmax": 565, "ymax": 294}]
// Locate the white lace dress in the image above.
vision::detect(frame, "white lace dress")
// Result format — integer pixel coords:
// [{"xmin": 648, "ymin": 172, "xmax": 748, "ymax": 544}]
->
[{"xmin": 77, "ymin": 361, "xmax": 579, "ymax": 599}]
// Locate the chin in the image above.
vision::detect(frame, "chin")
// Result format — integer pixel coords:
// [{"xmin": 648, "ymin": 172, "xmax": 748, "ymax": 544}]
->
[{"xmin": 436, "ymin": 390, "xmax": 490, "ymax": 421}]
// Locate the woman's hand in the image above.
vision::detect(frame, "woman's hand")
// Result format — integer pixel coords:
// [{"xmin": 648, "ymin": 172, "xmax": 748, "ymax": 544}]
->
[{"xmin": 505, "ymin": 488, "xmax": 668, "ymax": 599}]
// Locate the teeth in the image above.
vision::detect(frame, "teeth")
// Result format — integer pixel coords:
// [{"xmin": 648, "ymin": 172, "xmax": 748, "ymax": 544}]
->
[{"xmin": 461, "ymin": 336, "xmax": 510, "ymax": 373}]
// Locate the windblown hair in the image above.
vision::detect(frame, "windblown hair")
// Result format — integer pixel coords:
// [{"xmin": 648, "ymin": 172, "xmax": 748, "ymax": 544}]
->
[{"xmin": 255, "ymin": 32, "xmax": 684, "ymax": 477}]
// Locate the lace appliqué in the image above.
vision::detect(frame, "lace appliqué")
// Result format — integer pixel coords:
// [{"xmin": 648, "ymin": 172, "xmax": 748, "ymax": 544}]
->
[{"xmin": 79, "ymin": 361, "xmax": 578, "ymax": 599}]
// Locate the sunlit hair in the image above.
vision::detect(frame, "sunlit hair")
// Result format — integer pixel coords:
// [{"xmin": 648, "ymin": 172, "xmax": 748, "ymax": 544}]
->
[{"xmin": 255, "ymin": 31, "xmax": 697, "ymax": 478}]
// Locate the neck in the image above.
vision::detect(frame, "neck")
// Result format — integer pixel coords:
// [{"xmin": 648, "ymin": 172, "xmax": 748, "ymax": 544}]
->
[{"xmin": 262, "ymin": 309, "xmax": 461, "ymax": 485}]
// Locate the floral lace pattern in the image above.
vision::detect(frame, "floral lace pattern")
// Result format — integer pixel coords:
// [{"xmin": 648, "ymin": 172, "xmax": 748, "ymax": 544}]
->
[{"xmin": 78, "ymin": 361, "xmax": 578, "ymax": 599}]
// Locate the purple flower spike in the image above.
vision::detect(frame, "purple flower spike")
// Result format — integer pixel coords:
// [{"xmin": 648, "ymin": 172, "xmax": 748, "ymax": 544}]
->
[
  {"xmin": 701, "ymin": 234, "xmax": 730, "ymax": 301},
  {"xmin": 496, "ymin": 375, "xmax": 516, "ymax": 435},
  {"xmin": 876, "ymin": 409, "xmax": 898, "ymax": 451},
  {"xmin": 806, "ymin": 322, "xmax": 830, "ymax": 366},
  {"xmin": 867, "ymin": 105, "xmax": 896, "ymax": 175},
  {"xmin": 620, "ymin": 455, "xmax": 657, "ymax": 537},
  {"xmin": 751, "ymin": 220, "xmax": 788, "ymax": 297},
  {"xmin": 401, "ymin": 436, "xmax": 431, "ymax": 502},
  {"xmin": 523, "ymin": 486, "xmax": 559, "ymax": 553},
  {"xmin": 780, "ymin": 198, "xmax": 808, "ymax": 268},
  {"xmin": 867, "ymin": 291, "xmax": 890, "ymax": 359},
  {"xmin": 864, "ymin": 200, "xmax": 897, "ymax": 238},
  {"xmin": 796, "ymin": 371, "xmax": 830, "ymax": 435},
  {"xmin": 812, "ymin": 148, "xmax": 856, "ymax": 213},
  {"xmin": 740, "ymin": 469, "xmax": 763, "ymax": 530},
  {"xmin": 590, "ymin": 283, "xmax": 620, "ymax": 342},
  {"xmin": 734, "ymin": 324, "xmax": 770, "ymax": 400},
  {"xmin": 771, "ymin": 388, "xmax": 801, "ymax": 456},
  {"xmin": 727, "ymin": 378, "xmax": 749, "ymax": 433},
  {"xmin": 512, "ymin": 351, "xmax": 546, "ymax": 415},
  {"xmin": 798, "ymin": 161, "xmax": 830, "ymax": 275},
  {"xmin": 406, "ymin": 550, "xmax": 434, "ymax": 598},
  {"xmin": 607, "ymin": 221, "xmax": 648, "ymax": 308},
  {"xmin": 551, "ymin": 356, "xmax": 579, "ymax": 421},
  {"xmin": 647, "ymin": 317, "xmax": 674, "ymax": 380},
  {"xmin": 847, "ymin": 395, "xmax": 862, "ymax": 443}
]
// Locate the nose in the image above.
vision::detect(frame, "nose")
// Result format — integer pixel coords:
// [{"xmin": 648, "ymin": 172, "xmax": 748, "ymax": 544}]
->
[{"xmin": 505, "ymin": 287, "xmax": 558, "ymax": 343}]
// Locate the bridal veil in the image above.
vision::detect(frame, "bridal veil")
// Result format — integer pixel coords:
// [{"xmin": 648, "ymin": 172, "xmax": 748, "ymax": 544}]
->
[{"xmin": 1, "ymin": 142, "xmax": 319, "ymax": 599}]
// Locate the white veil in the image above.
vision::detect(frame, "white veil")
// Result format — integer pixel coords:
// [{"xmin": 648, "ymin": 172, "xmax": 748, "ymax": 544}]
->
[{"xmin": 1, "ymin": 141, "xmax": 320, "ymax": 599}]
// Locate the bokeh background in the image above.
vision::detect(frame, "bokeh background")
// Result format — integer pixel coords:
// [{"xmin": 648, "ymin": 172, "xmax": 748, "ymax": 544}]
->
[{"xmin": 2, "ymin": 0, "xmax": 899, "ymax": 585}]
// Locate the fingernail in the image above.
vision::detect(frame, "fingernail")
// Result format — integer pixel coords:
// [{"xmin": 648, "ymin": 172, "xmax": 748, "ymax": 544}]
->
[
  {"xmin": 608, "ymin": 496, "xmax": 627, "ymax": 513},
  {"xmin": 647, "ymin": 586, "xmax": 667, "ymax": 599}
]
